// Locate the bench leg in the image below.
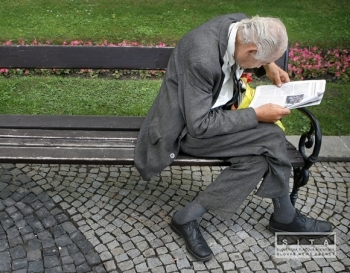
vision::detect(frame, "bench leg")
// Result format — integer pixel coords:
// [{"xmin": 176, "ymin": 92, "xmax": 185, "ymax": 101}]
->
[{"xmin": 290, "ymin": 166, "xmax": 310, "ymax": 206}]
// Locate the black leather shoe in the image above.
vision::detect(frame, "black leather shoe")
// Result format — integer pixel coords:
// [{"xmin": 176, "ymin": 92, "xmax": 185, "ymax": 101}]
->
[
  {"xmin": 269, "ymin": 209, "xmax": 333, "ymax": 233},
  {"xmin": 171, "ymin": 216, "xmax": 213, "ymax": 262}
]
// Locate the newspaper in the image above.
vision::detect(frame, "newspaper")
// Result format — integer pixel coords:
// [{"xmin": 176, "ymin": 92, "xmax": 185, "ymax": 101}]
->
[{"xmin": 249, "ymin": 79, "xmax": 326, "ymax": 109}]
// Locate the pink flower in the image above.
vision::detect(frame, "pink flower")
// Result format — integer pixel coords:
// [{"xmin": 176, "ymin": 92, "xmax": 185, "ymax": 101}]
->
[{"xmin": 0, "ymin": 68, "xmax": 9, "ymax": 74}]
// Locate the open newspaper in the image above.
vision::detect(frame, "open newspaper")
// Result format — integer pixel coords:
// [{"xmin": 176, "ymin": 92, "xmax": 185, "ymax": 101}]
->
[{"xmin": 248, "ymin": 79, "xmax": 326, "ymax": 109}]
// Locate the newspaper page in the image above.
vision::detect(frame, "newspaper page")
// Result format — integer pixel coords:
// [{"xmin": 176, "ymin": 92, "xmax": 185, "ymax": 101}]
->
[{"xmin": 249, "ymin": 79, "xmax": 326, "ymax": 109}]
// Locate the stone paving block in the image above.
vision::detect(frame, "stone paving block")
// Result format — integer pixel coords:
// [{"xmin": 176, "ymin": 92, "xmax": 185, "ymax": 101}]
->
[
  {"xmin": 28, "ymin": 260, "xmax": 44, "ymax": 273},
  {"xmin": 44, "ymin": 255, "xmax": 61, "ymax": 268},
  {"xmin": 75, "ymin": 262, "xmax": 91, "ymax": 272},
  {"xmin": 0, "ymin": 251, "xmax": 11, "ymax": 271},
  {"xmin": 43, "ymin": 246, "xmax": 59, "ymax": 259},
  {"xmin": 12, "ymin": 258, "xmax": 28, "ymax": 270},
  {"xmin": 304, "ymin": 260, "xmax": 321, "ymax": 272},
  {"xmin": 10, "ymin": 245, "xmax": 26, "ymax": 260},
  {"xmin": 330, "ymin": 261, "xmax": 346, "ymax": 272}
]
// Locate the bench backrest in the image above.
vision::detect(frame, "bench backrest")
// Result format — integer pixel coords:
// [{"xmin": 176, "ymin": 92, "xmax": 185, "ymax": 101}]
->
[{"xmin": 0, "ymin": 45, "xmax": 288, "ymax": 71}]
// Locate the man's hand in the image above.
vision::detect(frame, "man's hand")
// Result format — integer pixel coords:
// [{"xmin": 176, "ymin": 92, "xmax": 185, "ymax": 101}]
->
[
  {"xmin": 254, "ymin": 104, "xmax": 291, "ymax": 123},
  {"xmin": 263, "ymin": 62, "xmax": 290, "ymax": 87}
]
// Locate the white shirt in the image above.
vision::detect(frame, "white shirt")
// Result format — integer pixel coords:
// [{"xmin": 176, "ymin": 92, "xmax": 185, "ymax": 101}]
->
[{"xmin": 212, "ymin": 23, "xmax": 244, "ymax": 109}]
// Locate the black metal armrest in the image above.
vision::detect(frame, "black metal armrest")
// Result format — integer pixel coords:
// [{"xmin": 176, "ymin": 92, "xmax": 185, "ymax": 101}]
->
[
  {"xmin": 296, "ymin": 107, "xmax": 322, "ymax": 168},
  {"xmin": 290, "ymin": 107, "xmax": 322, "ymax": 205}
]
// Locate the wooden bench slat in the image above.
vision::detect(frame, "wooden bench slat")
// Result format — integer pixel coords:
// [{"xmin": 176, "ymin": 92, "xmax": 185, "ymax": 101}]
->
[
  {"xmin": 0, "ymin": 146, "xmax": 304, "ymax": 167},
  {"xmin": 0, "ymin": 128, "xmax": 139, "ymax": 139},
  {"xmin": 0, "ymin": 146, "xmax": 135, "ymax": 165},
  {"xmin": 0, "ymin": 128, "xmax": 297, "ymax": 150},
  {"xmin": 0, "ymin": 46, "xmax": 173, "ymax": 69},
  {"xmin": 0, "ymin": 137, "xmax": 296, "ymax": 150},
  {"xmin": 0, "ymin": 138, "xmax": 136, "ymax": 148},
  {"xmin": 0, "ymin": 147, "xmax": 227, "ymax": 165},
  {"xmin": 0, "ymin": 115, "xmax": 144, "ymax": 131}
]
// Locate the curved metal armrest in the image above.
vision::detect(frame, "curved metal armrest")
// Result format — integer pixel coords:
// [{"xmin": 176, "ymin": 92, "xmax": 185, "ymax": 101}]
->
[
  {"xmin": 296, "ymin": 107, "xmax": 322, "ymax": 169},
  {"xmin": 290, "ymin": 107, "xmax": 322, "ymax": 206}
]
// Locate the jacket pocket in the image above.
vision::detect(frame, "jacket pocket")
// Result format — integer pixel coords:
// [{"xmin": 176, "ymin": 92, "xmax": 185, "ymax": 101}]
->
[{"xmin": 148, "ymin": 117, "xmax": 162, "ymax": 145}]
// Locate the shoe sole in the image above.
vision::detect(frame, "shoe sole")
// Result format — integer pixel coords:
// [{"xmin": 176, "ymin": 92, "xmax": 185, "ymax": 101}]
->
[
  {"xmin": 170, "ymin": 222, "xmax": 213, "ymax": 262},
  {"xmin": 269, "ymin": 225, "xmax": 333, "ymax": 236}
]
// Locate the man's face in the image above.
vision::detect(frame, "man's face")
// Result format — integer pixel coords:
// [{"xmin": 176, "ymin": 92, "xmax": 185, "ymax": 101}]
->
[
  {"xmin": 236, "ymin": 53, "xmax": 268, "ymax": 69},
  {"xmin": 235, "ymin": 50, "xmax": 282, "ymax": 69},
  {"xmin": 234, "ymin": 41, "xmax": 284, "ymax": 69}
]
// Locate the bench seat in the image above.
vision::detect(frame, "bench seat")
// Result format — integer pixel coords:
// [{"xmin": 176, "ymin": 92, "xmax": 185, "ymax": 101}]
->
[{"xmin": 0, "ymin": 115, "xmax": 304, "ymax": 167}]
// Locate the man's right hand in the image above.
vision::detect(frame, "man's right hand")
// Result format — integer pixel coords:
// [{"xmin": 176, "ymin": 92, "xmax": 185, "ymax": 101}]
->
[{"xmin": 254, "ymin": 104, "xmax": 291, "ymax": 123}]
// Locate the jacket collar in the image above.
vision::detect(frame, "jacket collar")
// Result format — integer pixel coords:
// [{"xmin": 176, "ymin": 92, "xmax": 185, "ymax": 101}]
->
[{"xmin": 218, "ymin": 13, "xmax": 248, "ymax": 64}]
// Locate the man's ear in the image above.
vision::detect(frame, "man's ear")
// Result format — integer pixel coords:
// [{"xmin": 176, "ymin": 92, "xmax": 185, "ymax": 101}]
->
[
  {"xmin": 248, "ymin": 49, "xmax": 257, "ymax": 55},
  {"xmin": 244, "ymin": 44, "xmax": 258, "ymax": 57}
]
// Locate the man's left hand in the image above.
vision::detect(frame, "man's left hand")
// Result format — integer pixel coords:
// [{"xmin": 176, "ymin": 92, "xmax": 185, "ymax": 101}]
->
[{"xmin": 263, "ymin": 62, "xmax": 290, "ymax": 87}]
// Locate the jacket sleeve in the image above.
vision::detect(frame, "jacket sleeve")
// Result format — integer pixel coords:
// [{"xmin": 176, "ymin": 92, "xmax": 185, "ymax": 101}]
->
[{"xmin": 181, "ymin": 62, "xmax": 259, "ymax": 138}]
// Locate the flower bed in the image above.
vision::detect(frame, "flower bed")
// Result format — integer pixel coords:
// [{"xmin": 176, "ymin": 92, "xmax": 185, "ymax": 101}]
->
[{"xmin": 288, "ymin": 43, "xmax": 350, "ymax": 81}]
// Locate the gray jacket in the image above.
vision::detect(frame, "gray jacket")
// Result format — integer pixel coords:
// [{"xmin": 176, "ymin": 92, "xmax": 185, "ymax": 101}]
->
[{"xmin": 134, "ymin": 13, "xmax": 263, "ymax": 180}]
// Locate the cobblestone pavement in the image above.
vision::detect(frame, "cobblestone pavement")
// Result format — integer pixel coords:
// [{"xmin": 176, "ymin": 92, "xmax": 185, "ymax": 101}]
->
[{"xmin": 0, "ymin": 162, "xmax": 349, "ymax": 273}]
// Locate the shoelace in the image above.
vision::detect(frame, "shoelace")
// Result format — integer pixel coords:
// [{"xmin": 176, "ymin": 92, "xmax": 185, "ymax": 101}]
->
[{"xmin": 187, "ymin": 221, "xmax": 203, "ymax": 241}]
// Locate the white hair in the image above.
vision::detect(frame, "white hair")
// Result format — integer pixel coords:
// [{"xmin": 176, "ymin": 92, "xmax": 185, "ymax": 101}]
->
[{"xmin": 237, "ymin": 16, "xmax": 288, "ymax": 61}]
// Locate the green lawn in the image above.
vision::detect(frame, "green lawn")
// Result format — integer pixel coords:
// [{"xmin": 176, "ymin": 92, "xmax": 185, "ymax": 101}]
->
[
  {"xmin": 0, "ymin": 77, "xmax": 160, "ymax": 116},
  {"xmin": 282, "ymin": 82, "xmax": 350, "ymax": 135},
  {"xmin": 1, "ymin": 0, "xmax": 349, "ymax": 135},
  {"xmin": 0, "ymin": 76, "xmax": 349, "ymax": 135},
  {"xmin": 1, "ymin": 0, "xmax": 349, "ymax": 48}
]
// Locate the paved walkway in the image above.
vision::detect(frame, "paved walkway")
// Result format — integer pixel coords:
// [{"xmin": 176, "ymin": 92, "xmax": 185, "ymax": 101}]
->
[{"xmin": 0, "ymin": 137, "xmax": 349, "ymax": 272}]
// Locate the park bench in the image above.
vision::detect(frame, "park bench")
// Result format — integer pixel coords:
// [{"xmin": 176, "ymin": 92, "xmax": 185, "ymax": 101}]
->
[{"xmin": 0, "ymin": 45, "xmax": 321, "ymax": 205}]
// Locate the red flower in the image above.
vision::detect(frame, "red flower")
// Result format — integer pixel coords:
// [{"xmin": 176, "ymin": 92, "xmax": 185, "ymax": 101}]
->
[{"xmin": 240, "ymin": 73, "xmax": 253, "ymax": 83}]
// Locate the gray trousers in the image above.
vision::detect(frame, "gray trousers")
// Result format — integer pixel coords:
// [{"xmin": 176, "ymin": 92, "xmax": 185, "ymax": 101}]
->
[{"xmin": 180, "ymin": 122, "xmax": 292, "ymax": 220}]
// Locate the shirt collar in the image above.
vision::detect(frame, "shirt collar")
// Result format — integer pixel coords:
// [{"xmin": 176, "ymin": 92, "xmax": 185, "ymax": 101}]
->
[{"xmin": 227, "ymin": 23, "xmax": 239, "ymax": 67}]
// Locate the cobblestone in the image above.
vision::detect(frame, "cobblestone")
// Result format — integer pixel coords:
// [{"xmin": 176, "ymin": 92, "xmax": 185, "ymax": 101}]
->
[{"xmin": 0, "ymin": 162, "xmax": 349, "ymax": 272}]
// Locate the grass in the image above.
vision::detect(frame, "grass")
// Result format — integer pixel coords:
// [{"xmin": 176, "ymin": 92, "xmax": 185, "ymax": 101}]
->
[
  {"xmin": 282, "ymin": 82, "xmax": 350, "ymax": 135},
  {"xmin": 1, "ymin": 0, "xmax": 349, "ymax": 48},
  {"xmin": 0, "ymin": 0, "xmax": 349, "ymax": 135},
  {"xmin": 0, "ymin": 76, "xmax": 349, "ymax": 135},
  {"xmin": 0, "ymin": 77, "xmax": 160, "ymax": 116}
]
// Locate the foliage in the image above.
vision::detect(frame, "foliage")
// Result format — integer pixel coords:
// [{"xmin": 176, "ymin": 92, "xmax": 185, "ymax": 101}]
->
[{"xmin": 288, "ymin": 44, "xmax": 350, "ymax": 81}]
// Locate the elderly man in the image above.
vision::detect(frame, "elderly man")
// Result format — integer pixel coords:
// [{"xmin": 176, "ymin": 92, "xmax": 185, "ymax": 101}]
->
[{"xmin": 135, "ymin": 13, "xmax": 332, "ymax": 261}]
